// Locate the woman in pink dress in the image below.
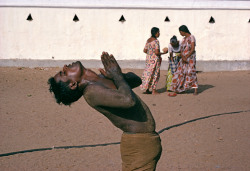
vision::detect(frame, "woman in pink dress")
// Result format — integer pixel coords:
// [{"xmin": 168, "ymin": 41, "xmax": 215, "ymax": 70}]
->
[
  {"xmin": 140, "ymin": 27, "xmax": 167, "ymax": 95},
  {"xmin": 168, "ymin": 25, "xmax": 198, "ymax": 97}
]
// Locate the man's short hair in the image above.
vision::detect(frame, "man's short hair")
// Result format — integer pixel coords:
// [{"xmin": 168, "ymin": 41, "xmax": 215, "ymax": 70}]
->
[{"xmin": 48, "ymin": 77, "xmax": 82, "ymax": 106}]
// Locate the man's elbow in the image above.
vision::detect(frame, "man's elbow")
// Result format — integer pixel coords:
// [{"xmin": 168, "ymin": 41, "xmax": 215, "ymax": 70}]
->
[
  {"xmin": 138, "ymin": 78, "xmax": 142, "ymax": 85},
  {"xmin": 132, "ymin": 75, "xmax": 142, "ymax": 88},
  {"xmin": 125, "ymin": 72, "xmax": 142, "ymax": 89}
]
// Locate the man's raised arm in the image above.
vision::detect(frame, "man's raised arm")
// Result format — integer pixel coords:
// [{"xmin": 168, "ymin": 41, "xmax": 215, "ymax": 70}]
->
[
  {"xmin": 98, "ymin": 68, "xmax": 142, "ymax": 89},
  {"xmin": 101, "ymin": 52, "xmax": 135, "ymax": 98},
  {"xmin": 84, "ymin": 52, "xmax": 136, "ymax": 108}
]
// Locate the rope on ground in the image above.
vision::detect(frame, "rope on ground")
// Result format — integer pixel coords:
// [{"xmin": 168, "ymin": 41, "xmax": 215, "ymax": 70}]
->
[{"xmin": 0, "ymin": 110, "xmax": 249, "ymax": 157}]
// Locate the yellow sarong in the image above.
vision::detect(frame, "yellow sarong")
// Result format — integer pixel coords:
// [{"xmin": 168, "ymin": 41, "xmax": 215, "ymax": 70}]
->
[
  {"xmin": 166, "ymin": 68, "xmax": 173, "ymax": 91},
  {"xmin": 120, "ymin": 132, "xmax": 162, "ymax": 171}
]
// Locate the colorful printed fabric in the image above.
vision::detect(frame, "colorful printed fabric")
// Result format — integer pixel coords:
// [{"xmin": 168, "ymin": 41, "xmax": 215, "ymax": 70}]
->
[
  {"xmin": 169, "ymin": 53, "xmax": 181, "ymax": 75},
  {"xmin": 140, "ymin": 40, "xmax": 161, "ymax": 90},
  {"xmin": 166, "ymin": 54, "xmax": 181, "ymax": 90},
  {"xmin": 170, "ymin": 35, "xmax": 198, "ymax": 93},
  {"xmin": 166, "ymin": 68, "xmax": 173, "ymax": 91}
]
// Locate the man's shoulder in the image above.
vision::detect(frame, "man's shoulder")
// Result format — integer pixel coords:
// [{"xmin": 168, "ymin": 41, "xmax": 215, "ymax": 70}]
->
[
  {"xmin": 83, "ymin": 83, "xmax": 108, "ymax": 99},
  {"xmin": 84, "ymin": 83, "xmax": 104, "ymax": 94},
  {"xmin": 83, "ymin": 84, "xmax": 100, "ymax": 106}
]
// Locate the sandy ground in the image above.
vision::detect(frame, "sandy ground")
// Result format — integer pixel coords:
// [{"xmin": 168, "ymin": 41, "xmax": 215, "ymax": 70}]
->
[{"xmin": 0, "ymin": 66, "xmax": 250, "ymax": 171}]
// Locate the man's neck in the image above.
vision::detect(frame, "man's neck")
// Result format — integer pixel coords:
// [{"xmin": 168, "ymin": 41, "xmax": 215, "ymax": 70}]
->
[
  {"xmin": 78, "ymin": 69, "xmax": 100, "ymax": 91},
  {"xmin": 83, "ymin": 69, "xmax": 100, "ymax": 82}
]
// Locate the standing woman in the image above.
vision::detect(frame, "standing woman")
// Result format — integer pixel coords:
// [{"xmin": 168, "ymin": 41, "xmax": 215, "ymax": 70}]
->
[
  {"xmin": 168, "ymin": 25, "xmax": 198, "ymax": 96},
  {"xmin": 140, "ymin": 27, "xmax": 167, "ymax": 95}
]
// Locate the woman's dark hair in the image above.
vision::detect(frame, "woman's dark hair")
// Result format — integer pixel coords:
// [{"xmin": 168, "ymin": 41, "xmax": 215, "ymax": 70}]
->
[
  {"xmin": 151, "ymin": 27, "xmax": 160, "ymax": 38},
  {"xmin": 179, "ymin": 25, "xmax": 191, "ymax": 34},
  {"xmin": 170, "ymin": 35, "xmax": 177, "ymax": 43},
  {"xmin": 48, "ymin": 77, "xmax": 82, "ymax": 106}
]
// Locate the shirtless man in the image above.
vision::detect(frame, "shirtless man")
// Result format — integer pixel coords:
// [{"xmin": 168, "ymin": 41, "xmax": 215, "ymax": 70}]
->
[{"xmin": 48, "ymin": 52, "xmax": 162, "ymax": 171}]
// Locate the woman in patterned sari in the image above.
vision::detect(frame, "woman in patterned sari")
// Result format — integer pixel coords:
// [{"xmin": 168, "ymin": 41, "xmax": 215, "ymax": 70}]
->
[
  {"xmin": 168, "ymin": 25, "xmax": 198, "ymax": 97},
  {"xmin": 140, "ymin": 27, "xmax": 167, "ymax": 95}
]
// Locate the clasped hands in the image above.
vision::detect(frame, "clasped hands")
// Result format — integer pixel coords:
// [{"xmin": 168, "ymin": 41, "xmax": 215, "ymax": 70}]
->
[{"xmin": 100, "ymin": 52, "xmax": 122, "ymax": 79}]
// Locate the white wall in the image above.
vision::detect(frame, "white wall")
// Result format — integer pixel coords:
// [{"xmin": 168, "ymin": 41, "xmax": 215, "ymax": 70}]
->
[{"xmin": 0, "ymin": 0, "xmax": 249, "ymax": 63}]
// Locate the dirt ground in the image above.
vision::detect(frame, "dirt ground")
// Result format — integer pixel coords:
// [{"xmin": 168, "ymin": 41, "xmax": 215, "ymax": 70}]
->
[{"xmin": 0, "ymin": 66, "xmax": 249, "ymax": 171}]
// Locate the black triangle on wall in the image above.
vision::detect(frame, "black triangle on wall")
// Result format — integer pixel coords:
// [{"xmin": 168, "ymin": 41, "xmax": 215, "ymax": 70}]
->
[
  {"xmin": 209, "ymin": 16, "xmax": 215, "ymax": 23},
  {"xmin": 248, "ymin": 18, "xmax": 250, "ymax": 23},
  {"xmin": 73, "ymin": 14, "xmax": 79, "ymax": 22},
  {"xmin": 164, "ymin": 16, "xmax": 170, "ymax": 22},
  {"xmin": 119, "ymin": 15, "xmax": 126, "ymax": 22},
  {"xmin": 27, "ymin": 14, "xmax": 33, "ymax": 21}
]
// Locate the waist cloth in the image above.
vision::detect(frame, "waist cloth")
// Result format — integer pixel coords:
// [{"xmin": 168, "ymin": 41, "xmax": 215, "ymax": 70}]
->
[{"xmin": 120, "ymin": 132, "xmax": 162, "ymax": 171}]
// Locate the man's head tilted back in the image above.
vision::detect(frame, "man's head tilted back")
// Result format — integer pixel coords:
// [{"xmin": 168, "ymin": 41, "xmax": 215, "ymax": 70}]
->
[{"xmin": 48, "ymin": 61, "xmax": 85, "ymax": 106}]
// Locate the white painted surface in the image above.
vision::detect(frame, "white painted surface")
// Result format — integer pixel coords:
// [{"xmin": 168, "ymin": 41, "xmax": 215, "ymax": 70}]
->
[
  {"xmin": 0, "ymin": 0, "xmax": 250, "ymax": 9},
  {"xmin": 0, "ymin": 1, "xmax": 249, "ymax": 61}
]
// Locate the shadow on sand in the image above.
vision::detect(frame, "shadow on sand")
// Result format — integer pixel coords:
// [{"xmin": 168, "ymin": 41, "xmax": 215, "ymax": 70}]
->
[{"xmin": 157, "ymin": 84, "xmax": 214, "ymax": 94}]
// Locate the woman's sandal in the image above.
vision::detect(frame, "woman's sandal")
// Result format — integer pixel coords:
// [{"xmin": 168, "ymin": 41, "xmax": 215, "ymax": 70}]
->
[
  {"xmin": 143, "ymin": 90, "xmax": 152, "ymax": 94},
  {"xmin": 168, "ymin": 93, "xmax": 177, "ymax": 97}
]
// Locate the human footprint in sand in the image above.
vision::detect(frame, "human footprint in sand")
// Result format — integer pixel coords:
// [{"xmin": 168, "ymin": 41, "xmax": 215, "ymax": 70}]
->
[{"xmin": 48, "ymin": 52, "xmax": 162, "ymax": 171}]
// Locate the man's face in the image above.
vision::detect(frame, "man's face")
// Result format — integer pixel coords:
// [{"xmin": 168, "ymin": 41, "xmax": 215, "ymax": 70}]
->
[{"xmin": 54, "ymin": 61, "xmax": 84, "ymax": 84}]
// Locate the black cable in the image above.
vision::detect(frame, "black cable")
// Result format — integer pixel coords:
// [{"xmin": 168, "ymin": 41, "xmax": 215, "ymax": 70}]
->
[{"xmin": 0, "ymin": 110, "xmax": 249, "ymax": 157}]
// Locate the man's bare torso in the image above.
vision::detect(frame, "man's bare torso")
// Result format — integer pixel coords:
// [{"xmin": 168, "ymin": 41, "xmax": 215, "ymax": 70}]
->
[{"xmin": 83, "ymin": 76, "xmax": 156, "ymax": 133}]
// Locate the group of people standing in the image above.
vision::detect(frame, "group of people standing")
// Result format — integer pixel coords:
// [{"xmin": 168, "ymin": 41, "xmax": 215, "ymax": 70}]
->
[{"xmin": 140, "ymin": 25, "xmax": 198, "ymax": 96}]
